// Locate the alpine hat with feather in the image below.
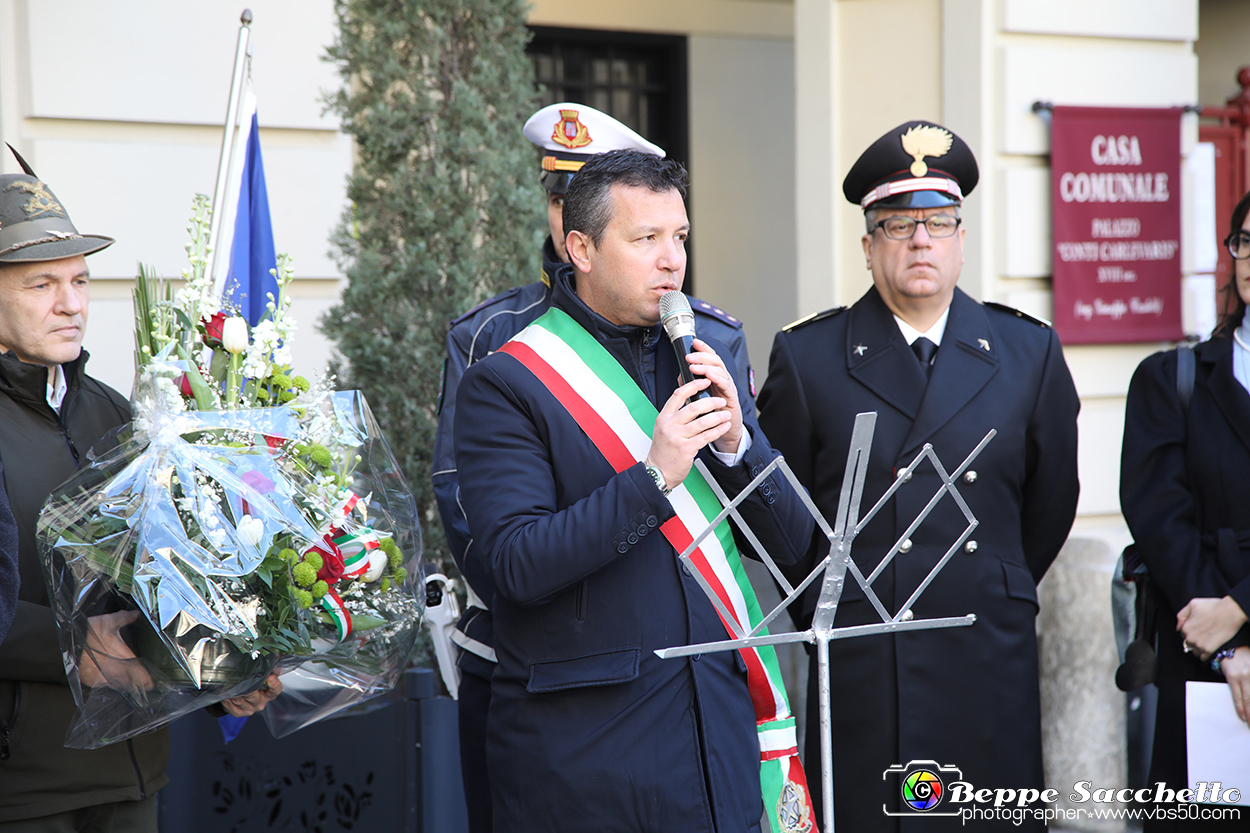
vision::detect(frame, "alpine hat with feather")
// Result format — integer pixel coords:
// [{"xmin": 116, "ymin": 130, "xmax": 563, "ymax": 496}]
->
[{"xmin": 0, "ymin": 143, "xmax": 114, "ymax": 263}]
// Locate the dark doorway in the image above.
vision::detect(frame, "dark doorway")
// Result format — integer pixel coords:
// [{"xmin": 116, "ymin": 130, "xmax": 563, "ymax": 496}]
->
[
  {"xmin": 526, "ymin": 26, "xmax": 692, "ymax": 285},
  {"xmin": 527, "ymin": 26, "xmax": 688, "ymax": 168}
]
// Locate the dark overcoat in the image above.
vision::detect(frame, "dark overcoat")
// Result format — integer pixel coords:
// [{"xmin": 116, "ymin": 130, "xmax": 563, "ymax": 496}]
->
[
  {"xmin": 454, "ymin": 274, "xmax": 812, "ymax": 833},
  {"xmin": 0, "ymin": 351, "xmax": 170, "ymax": 821},
  {"xmin": 1120, "ymin": 334, "xmax": 1250, "ymax": 831},
  {"xmin": 758, "ymin": 286, "xmax": 1079, "ymax": 832}
]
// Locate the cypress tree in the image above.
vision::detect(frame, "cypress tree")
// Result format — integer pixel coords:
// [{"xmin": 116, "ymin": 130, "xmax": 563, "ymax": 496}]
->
[{"xmin": 322, "ymin": 0, "xmax": 543, "ymax": 578}]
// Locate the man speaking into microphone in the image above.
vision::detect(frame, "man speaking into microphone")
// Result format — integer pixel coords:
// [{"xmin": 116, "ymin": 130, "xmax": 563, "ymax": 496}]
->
[{"xmin": 454, "ymin": 149, "xmax": 817, "ymax": 833}]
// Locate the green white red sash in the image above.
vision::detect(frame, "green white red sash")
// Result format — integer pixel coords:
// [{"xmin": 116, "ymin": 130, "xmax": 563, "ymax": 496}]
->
[{"xmin": 498, "ymin": 307, "xmax": 816, "ymax": 833}]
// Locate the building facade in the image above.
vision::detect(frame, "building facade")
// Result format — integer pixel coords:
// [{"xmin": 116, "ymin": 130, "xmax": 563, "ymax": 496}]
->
[{"xmin": 4, "ymin": 0, "xmax": 1249, "ymax": 820}]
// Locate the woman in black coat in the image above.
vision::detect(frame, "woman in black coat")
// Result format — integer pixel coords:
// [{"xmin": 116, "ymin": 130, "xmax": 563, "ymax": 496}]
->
[{"xmin": 1120, "ymin": 190, "xmax": 1250, "ymax": 830}]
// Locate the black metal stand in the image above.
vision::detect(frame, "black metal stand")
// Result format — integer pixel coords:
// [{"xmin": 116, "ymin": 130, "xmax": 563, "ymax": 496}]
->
[{"xmin": 157, "ymin": 668, "xmax": 468, "ymax": 833}]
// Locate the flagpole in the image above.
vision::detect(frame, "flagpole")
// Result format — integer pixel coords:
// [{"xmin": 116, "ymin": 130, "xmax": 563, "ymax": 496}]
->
[{"xmin": 205, "ymin": 9, "xmax": 254, "ymax": 282}]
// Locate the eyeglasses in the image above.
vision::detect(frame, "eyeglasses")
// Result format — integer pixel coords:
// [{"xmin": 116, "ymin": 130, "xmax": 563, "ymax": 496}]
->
[
  {"xmin": 872, "ymin": 215, "xmax": 961, "ymax": 240},
  {"xmin": 1226, "ymin": 231, "xmax": 1250, "ymax": 260}
]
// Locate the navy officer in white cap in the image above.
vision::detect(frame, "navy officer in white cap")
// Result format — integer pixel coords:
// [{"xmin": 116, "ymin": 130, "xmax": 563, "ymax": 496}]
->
[
  {"xmin": 758, "ymin": 120, "xmax": 1080, "ymax": 831},
  {"xmin": 430, "ymin": 103, "xmax": 756, "ymax": 833}
]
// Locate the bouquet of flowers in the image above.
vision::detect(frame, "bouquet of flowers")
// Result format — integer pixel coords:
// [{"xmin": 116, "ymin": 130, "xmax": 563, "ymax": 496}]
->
[{"xmin": 37, "ymin": 195, "xmax": 424, "ymax": 749}]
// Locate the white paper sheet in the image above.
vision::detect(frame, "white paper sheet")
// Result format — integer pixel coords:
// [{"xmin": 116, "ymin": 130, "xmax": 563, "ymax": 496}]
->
[{"xmin": 1186, "ymin": 680, "xmax": 1250, "ymax": 805}]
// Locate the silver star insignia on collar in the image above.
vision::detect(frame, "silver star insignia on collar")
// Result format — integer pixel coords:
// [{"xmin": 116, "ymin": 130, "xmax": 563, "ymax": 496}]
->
[
  {"xmin": 977, "ymin": 338, "xmax": 990, "ymax": 351},
  {"xmin": 853, "ymin": 344, "xmax": 867, "ymax": 356}
]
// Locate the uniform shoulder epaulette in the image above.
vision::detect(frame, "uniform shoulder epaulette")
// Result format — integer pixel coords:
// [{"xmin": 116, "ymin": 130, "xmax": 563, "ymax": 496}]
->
[
  {"xmin": 448, "ymin": 285, "xmax": 526, "ymax": 328},
  {"xmin": 689, "ymin": 297, "xmax": 743, "ymax": 329},
  {"xmin": 783, "ymin": 306, "xmax": 846, "ymax": 332},
  {"xmin": 984, "ymin": 301, "xmax": 1052, "ymax": 328}
]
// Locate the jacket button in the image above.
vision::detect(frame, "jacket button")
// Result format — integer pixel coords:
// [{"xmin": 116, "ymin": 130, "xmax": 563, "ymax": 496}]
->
[
  {"xmin": 617, "ymin": 542, "xmax": 629, "ymax": 554},
  {"xmin": 646, "ymin": 515, "xmax": 658, "ymax": 528},
  {"xmin": 637, "ymin": 524, "xmax": 649, "ymax": 536},
  {"xmin": 897, "ymin": 469, "xmax": 912, "ymax": 483},
  {"xmin": 681, "ymin": 562, "xmax": 692, "ymax": 576},
  {"xmin": 901, "ymin": 609, "xmax": 915, "ymax": 621},
  {"xmin": 898, "ymin": 538, "xmax": 913, "ymax": 554},
  {"xmin": 964, "ymin": 540, "xmax": 978, "ymax": 554},
  {"xmin": 963, "ymin": 470, "xmax": 978, "ymax": 484},
  {"xmin": 627, "ymin": 532, "xmax": 638, "ymax": 545}
]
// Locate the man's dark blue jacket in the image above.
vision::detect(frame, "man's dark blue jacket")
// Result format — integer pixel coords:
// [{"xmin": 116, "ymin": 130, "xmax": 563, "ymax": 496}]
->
[{"xmin": 454, "ymin": 270, "xmax": 812, "ymax": 833}]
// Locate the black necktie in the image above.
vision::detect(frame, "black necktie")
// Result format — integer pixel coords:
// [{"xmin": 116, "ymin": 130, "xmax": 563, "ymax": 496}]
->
[{"xmin": 911, "ymin": 337, "xmax": 938, "ymax": 377}]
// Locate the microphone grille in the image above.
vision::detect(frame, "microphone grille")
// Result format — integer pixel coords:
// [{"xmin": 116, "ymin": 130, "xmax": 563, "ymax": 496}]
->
[{"xmin": 659, "ymin": 290, "xmax": 691, "ymax": 320}]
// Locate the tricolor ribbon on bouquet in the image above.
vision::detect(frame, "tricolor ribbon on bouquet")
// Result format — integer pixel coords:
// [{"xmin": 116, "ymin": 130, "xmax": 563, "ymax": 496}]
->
[{"xmin": 320, "ymin": 588, "xmax": 353, "ymax": 642}]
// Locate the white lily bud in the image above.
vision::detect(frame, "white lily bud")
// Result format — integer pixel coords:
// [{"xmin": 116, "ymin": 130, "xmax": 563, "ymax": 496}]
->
[
  {"xmin": 238, "ymin": 514, "xmax": 264, "ymax": 546},
  {"xmin": 363, "ymin": 550, "xmax": 388, "ymax": 582},
  {"xmin": 222, "ymin": 316, "xmax": 249, "ymax": 354}
]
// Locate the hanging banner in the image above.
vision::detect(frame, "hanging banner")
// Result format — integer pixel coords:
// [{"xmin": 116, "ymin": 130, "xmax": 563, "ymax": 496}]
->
[{"xmin": 1050, "ymin": 105, "xmax": 1184, "ymax": 344}]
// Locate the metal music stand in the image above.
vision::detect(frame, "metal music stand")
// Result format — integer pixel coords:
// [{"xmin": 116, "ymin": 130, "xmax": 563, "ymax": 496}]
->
[{"xmin": 655, "ymin": 412, "xmax": 995, "ymax": 833}]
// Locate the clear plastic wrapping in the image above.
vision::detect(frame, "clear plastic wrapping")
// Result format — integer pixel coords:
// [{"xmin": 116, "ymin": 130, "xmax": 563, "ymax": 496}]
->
[{"xmin": 38, "ymin": 358, "xmax": 424, "ymax": 748}]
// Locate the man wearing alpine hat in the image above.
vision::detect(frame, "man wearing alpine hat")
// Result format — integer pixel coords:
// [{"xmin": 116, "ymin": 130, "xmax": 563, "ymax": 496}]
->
[
  {"xmin": 0, "ymin": 152, "xmax": 279, "ymax": 831},
  {"xmin": 431, "ymin": 102, "xmax": 756, "ymax": 833},
  {"xmin": 758, "ymin": 121, "xmax": 1080, "ymax": 830}
]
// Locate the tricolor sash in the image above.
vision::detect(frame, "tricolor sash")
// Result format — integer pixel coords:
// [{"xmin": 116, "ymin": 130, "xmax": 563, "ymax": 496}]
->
[{"xmin": 499, "ymin": 307, "xmax": 816, "ymax": 833}]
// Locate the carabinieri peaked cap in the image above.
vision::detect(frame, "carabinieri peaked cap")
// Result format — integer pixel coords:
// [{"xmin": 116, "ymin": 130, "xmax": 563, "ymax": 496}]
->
[
  {"xmin": 523, "ymin": 102, "xmax": 665, "ymax": 195},
  {"xmin": 0, "ymin": 144, "xmax": 114, "ymax": 262},
  {"xmin": 842, "ymin": 120, "xmax": 979, "ymax": 211}
]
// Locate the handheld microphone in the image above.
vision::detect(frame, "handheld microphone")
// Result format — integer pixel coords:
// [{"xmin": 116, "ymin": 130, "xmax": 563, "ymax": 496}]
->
[{"xmin": 659, "ymin": 290, "xmax": 710, "ymax": 401}]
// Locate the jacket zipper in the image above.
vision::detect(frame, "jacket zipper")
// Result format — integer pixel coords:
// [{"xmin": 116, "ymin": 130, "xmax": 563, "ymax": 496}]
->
[
  {"xmin": 126, "ymin": 739, "xmax": 148, "ymax": 799},
  {"xmin": 0, "ymin": 682, "xmax": 19, "ymax": 760},
  {"xmin": 57, "ymin": 392, "xmax": 80, "ymax": 464}
]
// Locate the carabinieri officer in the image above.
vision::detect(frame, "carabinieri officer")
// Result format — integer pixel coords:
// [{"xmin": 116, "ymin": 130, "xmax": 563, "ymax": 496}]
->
[{"xmin": 758, "ymin": 120, "xmax": 1080, "ymax": 832}]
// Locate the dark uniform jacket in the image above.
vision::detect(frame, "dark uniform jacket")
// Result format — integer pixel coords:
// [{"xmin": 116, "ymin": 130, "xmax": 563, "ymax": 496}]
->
[
  {"xmin": 758, "ymin": 286, "xmax": 1079, "ymax": 832},
  {"xmin": 453, "ymin": 271, "xmax": 811, "ymax": 833},
  {"xmin": 0, "ymin": 466, "xmax": 18, "ymax": 647},
  {"xmin": 1121, "ymin": 334, "xmax": 1250, "ymax": 831},
  {"xmin": 0, "ymin": 350, "xmax": 170, "ymax": 821},
  {"xmin": 432, "ymin": 237, "xmax": 755, "ymax": 676}
]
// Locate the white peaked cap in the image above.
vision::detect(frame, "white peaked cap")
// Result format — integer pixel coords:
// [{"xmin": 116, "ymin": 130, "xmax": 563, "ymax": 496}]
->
[{"xmin": 523, "ymin": 102, "xmax": 665, "ymax": 185}]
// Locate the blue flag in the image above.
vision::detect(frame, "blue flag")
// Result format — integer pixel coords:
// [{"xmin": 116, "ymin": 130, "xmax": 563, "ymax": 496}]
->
[
  {"xmin": 218, "ymin": 713, "xmax": 250, "ymax": 744},
  {"xmin": 225, "ymin": 110, "xmax": 278, "ymax": 326}
]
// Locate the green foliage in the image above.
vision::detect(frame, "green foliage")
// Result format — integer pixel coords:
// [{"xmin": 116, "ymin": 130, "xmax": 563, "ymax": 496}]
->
[{"xmin": 322, "ymin": 0, "xmax": 544, "ymax": 579}]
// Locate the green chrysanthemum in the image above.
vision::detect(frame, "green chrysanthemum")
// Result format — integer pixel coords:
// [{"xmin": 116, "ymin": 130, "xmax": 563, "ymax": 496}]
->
[
  {"xmin": 304, "ymin": 443, "xmax": 333, "ymax": 469},
  {"xmin": 380, "ymin": 537, "xmax": 403, "ymax": 569},
  {"xmin": 292, "ymin": 561, "xmax": 318, "ymax": 587}
]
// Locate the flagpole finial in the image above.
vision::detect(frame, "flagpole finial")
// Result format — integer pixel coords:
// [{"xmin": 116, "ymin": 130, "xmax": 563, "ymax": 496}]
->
[{"xmin": 241, "ymin": 8, "xmax": 253, "ymax": 25}]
